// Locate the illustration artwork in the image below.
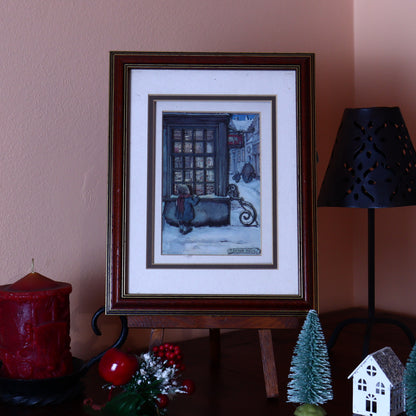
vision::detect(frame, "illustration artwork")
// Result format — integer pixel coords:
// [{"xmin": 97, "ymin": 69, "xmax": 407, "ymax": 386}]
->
[
  {"xmin": 107, "ymin": 52, "xmax": 315, "ymax": 310},
  {"xmin": 161, "ymin": 112, "xmax": 261, "ymax": 257}
]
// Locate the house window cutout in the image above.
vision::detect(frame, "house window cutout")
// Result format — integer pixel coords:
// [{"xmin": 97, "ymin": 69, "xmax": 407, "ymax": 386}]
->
[
  {"xmin": 366, "ymin": 394, "xmax": 377, "ymax": 414},
  {"xmin": 376, "ymin": 382, "xmax": 385, "ymax": 395},
  {"xmin": 358, "ymin": 379, "xmax": 367, "ymax": 391},
  {"xmin": 366, "ymin": 365, "xmax": 377, "ymax": 376}
]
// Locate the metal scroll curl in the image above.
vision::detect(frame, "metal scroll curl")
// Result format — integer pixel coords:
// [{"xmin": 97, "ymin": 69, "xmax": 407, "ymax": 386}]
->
[
  {"xmin": 226, "ymin": 184, "xmax": 259, "ymax": 227},
  {"xmin": 81, "ymin": 306, "xmax": 128, "ymax": 373}
]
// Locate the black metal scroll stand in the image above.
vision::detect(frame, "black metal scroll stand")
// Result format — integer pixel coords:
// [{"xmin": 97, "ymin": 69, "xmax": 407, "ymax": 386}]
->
[
  {"xmin": 226, "ymin": 184, "xmax": 258, "ymax": 226},
  {"xmin": 0, "ymin": 307, "xmax": 128, "ymax": 406},
  {"xmin": 327, "ymin": 209, "xmax": 415, "ymax": 359}
]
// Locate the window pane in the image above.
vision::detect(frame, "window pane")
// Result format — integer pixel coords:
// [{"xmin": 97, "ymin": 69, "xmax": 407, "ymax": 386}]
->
[
  {"xmin": 184, "ymin": 129, "xmax": 193, "ymax": 140},
  {"xmin": 358, "ymin": 379, "xmax": 367, "ymax": 392},
  {"xmin": 174, "ymin": 142, "xmax": 182, "ymax": 153},
  {"xmin": 174, "ymin": 157, "xmax": 183, "ymax": 169},
  {"xmin": 174, "ymin": 171, "xmax": 183, "ymax": 182},
  {"xmin": 376, "ymin": 382, "xmax": 385, "ymax": 395},
  {"xmin": 206, "ymin": 129, "xmax": 214, "ymax": 140},
  {"xmin": 367, "ymin": 366, "xmax": 377, "ymax": 376},
  {"xmin": 184, "ymin": 142, "xmax": 193, "ymax": 153},
  {"xmin": 195, "ymin": 184, "xmax": 204, "ymax": 195},
  {"xmin": 184, "ymin": 156, "xmax": 193, "ymax": 168},
  {"xmin": 195, "ymin": 129, "xmax": 203, "ymax": 140},
  {"xmin": 206, "ymin": 141, "xmax": 214, "ymax": 153},
  {"xmin": 184, "ymin": 170, "xmax": 193, "ymax": 182},
  {"xmin": 206, "ymin": 170, "xmax": 215, "ymax": 182},
  {"xmin": 206, "ymin": 156, "xmax": 214, "ymax": 168},
  {"xmin": 206, "ymin": 184, "xmax": 215, "ymax": 194},
  {"xmin": 195, "ymin": 142, "xmax": 204, "ymax": 153},
  {"xmin": 173, "ymin": 129, "xmax": 182, "ymax": 140},
  {"xmin": 195, "ymin": 157, "xmax": 204, "ymax": 168},
  {"xmin": 196, "ymin": 170, "xmax": 204, "ymax": 182}
]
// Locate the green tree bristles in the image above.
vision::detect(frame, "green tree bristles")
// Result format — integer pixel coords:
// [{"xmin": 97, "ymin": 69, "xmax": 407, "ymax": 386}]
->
[
  {"xmin": 287, "ymin": 310, "xmax": 333, "ymax": 406},
  {"xmin": 405, "ymin": 343, "xmax": 416, "ymax": 416}
]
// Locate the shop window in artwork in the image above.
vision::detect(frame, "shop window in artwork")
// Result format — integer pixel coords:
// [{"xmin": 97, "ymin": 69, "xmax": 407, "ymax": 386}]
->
[{"xmin": 163, "ymin": 114, "xmax": 229, "ymax": 199}]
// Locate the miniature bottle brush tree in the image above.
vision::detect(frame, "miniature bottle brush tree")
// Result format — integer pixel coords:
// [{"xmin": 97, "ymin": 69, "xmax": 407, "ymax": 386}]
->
[
  {"xmin": 287, "ymin": 310, "xmax": 333, "ymax": 416},
  {"xmin": 405, "ymin": 342, "xmax": 416, "ymax": 416}
]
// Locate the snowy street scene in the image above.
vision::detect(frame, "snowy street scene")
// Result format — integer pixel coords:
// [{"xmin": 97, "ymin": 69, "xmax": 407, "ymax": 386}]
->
[
  {"xmin": 161, "ymin": 177, "xmax": 261, "ymax": 256},
  {"xmin": 160, "ymin": 111, "xmax": 268, "ymax": 259}
]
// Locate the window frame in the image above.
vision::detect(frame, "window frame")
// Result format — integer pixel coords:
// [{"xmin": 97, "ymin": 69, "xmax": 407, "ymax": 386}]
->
[{"xmin": 163, "ymin": 113, "xmax": 229, "ymax": 198}]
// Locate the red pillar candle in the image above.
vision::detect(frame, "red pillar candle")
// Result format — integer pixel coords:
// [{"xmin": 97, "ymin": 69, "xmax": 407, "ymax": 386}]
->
[{"xmin": 0, "ymin": 272, "xmax": 72, "ymax": 379}]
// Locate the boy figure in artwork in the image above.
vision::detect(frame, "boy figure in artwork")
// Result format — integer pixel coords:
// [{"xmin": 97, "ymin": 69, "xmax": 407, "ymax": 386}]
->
[{"xmin": 175, "ymin": 184, "xmax": 200, "ymax": 235}]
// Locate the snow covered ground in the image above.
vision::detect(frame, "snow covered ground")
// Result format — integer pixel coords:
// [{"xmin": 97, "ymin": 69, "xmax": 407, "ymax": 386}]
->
[{"xmin": 162, "ymin": 178, "xmax": 261, "ymax": 256}]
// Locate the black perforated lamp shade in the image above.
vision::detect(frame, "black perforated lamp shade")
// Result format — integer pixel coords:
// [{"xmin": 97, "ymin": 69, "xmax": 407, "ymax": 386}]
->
[{"xmin": 318, "ymin": 107, "xmax": 416, "ymax": 208}]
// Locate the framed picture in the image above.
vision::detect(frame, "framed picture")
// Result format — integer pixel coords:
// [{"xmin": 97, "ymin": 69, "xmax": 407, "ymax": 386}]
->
[{"xmin": 106, "ymin": 52, "xmax": 316, "ymax": 320}]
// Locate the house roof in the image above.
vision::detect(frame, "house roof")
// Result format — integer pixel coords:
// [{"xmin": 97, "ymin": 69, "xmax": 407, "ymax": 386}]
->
[
  {"xmin": 229, "ymin": 116, "xmax": 256, "ymax": 132},
  {"xmin": 348, "ymin": 347, "xmax": 404, "ymax": 386}
]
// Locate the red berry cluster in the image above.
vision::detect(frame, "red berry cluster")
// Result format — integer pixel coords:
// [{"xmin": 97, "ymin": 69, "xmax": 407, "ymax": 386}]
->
[{"xmin": 152, "ymin": 343, "xmax": 185, "ymax": 371}]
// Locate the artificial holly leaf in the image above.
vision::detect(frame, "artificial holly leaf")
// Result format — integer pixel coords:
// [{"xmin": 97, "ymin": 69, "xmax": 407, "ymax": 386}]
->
[{"xmin": 102, "ymin": 391, "xmax": 145, "ymax": 416}]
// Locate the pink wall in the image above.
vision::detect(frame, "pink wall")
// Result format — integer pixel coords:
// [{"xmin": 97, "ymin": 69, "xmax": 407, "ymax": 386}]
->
[
  {"xmin": 0, "ymin": 0, "xmax": 354, "ymax": 357},
  {"xmin": 353, "ymin": 0, "xmax": 416, "ymax": 315}
]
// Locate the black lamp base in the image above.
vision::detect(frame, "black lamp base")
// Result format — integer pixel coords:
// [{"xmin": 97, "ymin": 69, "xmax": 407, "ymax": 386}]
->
[
  {"xmin": 327, "ymin": 209, "xmax": 415, "ymax": 358},
  {"xmin": 327, "ymin": 315, "xmax": 415, "ymax": 358}
]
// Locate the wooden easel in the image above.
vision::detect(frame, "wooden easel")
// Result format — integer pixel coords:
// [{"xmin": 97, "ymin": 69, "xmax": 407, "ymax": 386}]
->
[{"xmin": 128, "ymin": 315, "xmax": 300, "ymax": 398}]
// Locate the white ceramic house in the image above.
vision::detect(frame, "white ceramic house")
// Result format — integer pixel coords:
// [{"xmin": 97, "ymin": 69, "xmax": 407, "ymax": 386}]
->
[{"xmin": 348, "ymin": 347, "xmax": 405, "ymax": 416}]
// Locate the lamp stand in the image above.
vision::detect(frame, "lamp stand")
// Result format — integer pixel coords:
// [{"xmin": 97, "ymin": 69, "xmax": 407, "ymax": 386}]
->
[{"xmin": 327, "ymin": 208, "xmax": 415, "ymax": 358}]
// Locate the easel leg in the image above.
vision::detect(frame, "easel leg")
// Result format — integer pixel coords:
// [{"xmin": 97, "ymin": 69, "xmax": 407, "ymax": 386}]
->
[
  {"xmin": 258, "ymin": 329, "xmax": 279, "ymax": 398},
  {"xmin": 148, "ymin": 328, "xmax": 278, "ymax": 399},
  {"xmin": 149, "ymin": 328, "xmax": 165, "ymax": 348},
  {"xmin": 209, "ymin": 328, "xmax": 221, "ymax": 368}
]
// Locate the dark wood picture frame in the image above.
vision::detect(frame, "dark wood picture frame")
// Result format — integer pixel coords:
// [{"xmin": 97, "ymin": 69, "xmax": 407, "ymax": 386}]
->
[{"xmin": 106, "ymin": 52, "xmax": 316, "ymax": 326}]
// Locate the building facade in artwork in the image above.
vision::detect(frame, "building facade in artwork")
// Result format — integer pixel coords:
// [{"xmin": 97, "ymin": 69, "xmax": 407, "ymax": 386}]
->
[
  {"xmin": 228, "ymin": 114, "xmax": 260, "ymax": 180},
  {"xmin": 162, "ymin": 112, "xmax": 261, "ymax": 228},
  {"xmin": 162, "ymin": 113, "xmax": 231, "ymax": 227}
]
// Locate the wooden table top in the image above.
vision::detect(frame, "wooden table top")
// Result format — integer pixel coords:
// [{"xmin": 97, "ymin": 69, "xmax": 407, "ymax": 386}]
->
[{"xmin": 0, "ymin": 308, "xmax": 414, "ymax": 416}]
